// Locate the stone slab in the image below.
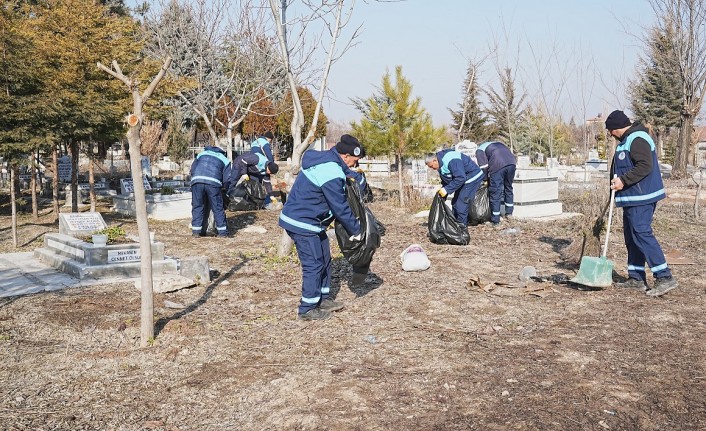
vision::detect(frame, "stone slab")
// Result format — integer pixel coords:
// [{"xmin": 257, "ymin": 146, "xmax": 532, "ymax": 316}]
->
[
  {"xmin": 58, "ymin": 212, "xmax": 107, "ymax": 236},
  {"xmin": 509, "ymin": 201, "xmax": 563, "ymax": 219},
  {"xmin": 34, "ymin": 248, "xmax": 178, "ymax": 279},
  {"xmin": 113, "ymin": 192, "xmax": 192, "ymax": 221},
  {"xmin": 179, "ymin": 256, "xmax": 210, "ymax": 285},
  {"xmin": 0, "ymin": 252, "xmax": 128, "ymax": 298},
  {"xmin": 135, "ymin": 274, "xmax": 196, "ymax": 293}
]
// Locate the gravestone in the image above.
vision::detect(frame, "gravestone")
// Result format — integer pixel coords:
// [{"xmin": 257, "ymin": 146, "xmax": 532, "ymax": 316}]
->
[
  {"xmin": 120, "ymin": 176, "xmax": 152, "ymax": 194},
  {"xmin": 58, "ymin": 212, "xmax": 107, "ymax": 236},
  {"xmin": 57, "ymin": 156, "xmax": 72, "ymax": 182},
  {"xmin": 141, "ymin": 156, "xmax": 151, "ymax": 177},
  {"xmin": 517, "ymin": 155, "xmax": 531, "ymax": 169}
]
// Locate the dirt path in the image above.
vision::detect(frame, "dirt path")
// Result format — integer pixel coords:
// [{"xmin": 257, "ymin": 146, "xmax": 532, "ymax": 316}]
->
[{"xmin": 1, "ymin": 183, "xmax": 705, "ymax": 430}]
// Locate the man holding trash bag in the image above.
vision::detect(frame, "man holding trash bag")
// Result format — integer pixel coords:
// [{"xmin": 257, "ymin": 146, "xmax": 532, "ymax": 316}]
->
[
  {"xmin": 476, "ymin": 140, "xmax": 516, "ymax": 225},
  {"xmin": 227, "ymin": 150, "xmax": 279, "ymax": 193},
  {"xmin": 605, "ymin": 110, "xmax": 677, "ymax": 297},
  {"xmin": 251, "ymin": 131, "xmax": 278, "ymax": 205},
  {"xmin": 425, "ymin": 148, "xmax": 484, "ymax": 226},
  {"xmin": 278, "ymin": 134, "xmax": 363, "ymax": 320}
]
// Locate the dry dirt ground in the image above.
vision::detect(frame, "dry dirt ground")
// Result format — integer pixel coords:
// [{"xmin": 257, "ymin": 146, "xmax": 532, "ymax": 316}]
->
[{"xmin": 1, "ymin": 180, "xmax": 705, "ymax": 430}]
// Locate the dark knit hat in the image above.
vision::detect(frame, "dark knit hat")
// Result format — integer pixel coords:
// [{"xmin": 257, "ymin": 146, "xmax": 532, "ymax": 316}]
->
[
  {"xmin": 267, "ymin": 161, "xmax": 279, "ymax": 175},
  {"xmin": 605, "ymin": 110, "xmax": 631, "ymax": 130},
  {"xmin": 264, "ymin": 131, "xmax": 274, "ymax": 140},
  {"xmin": 335, "ymin": 134, "xmax": 363, "ymax": 157}
]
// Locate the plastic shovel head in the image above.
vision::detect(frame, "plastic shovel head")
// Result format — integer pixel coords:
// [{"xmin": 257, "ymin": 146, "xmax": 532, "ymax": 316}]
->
[{"xmin": 570, "ymin": 256, "xmax": 614, "ymax": 288}]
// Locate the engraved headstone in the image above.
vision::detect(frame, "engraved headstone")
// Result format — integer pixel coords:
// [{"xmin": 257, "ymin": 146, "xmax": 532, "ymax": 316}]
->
[
  {"xmin": 57, "ymin": 156, "xmax": 72, "ymax": 182},
  {"xmin": 58, "ymin": 212, "xmax": 107, "ymax": 236},
  {"xmin": 141, "ymin": 156, "xmax": 151, "ymax": 177},
  {"xmin": 517, "ymin": 155, "xmax": 531, "ymax": 169},
  {"xmin": 120, "ymin": 177, "xmax": 152, "ymax": 194}
]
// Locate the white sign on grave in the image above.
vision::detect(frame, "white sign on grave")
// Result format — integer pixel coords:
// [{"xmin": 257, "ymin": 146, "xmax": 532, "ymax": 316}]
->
[
  {"xmin": 120, "ymin": 177, "xmax": 152, "ymax": 194},
  {"xmin": 58, "ymin": 212, "xmax": 108, "ymax": 236},
  {"xmin": 107, "ymin": 249, "xmax": 141, "ymax": 264},
  {"xmin": 456, "ymin": 140, "xmax": 478, "ymax": 163},
  {"xmin": 58, "ymin": 156, "xmax": 72, "ymax": 182},
  {"xmin": 517, "ymin": 155, "xmax": 531, "ymax": 169},
  {"xmin": 141, "ymin": 156, "xmax": 151, "ymax": 177},
  {"xmin": 411, "ymin": 159, "xmax": 428, "ymax": 187},
  {"xmin": 77, "ymin": 183, "xmax": 106, "ymax": 190}
]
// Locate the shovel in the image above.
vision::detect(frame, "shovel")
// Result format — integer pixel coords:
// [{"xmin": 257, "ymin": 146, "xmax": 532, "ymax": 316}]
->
[{"xmin": 570, "ymin": 179, "xmax": 616, "ymax": 288}]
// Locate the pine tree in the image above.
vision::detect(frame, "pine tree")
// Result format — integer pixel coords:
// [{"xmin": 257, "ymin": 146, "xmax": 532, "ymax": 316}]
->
[
  {"xmin": 629, "ymin": 24, "xmax": 682, "ymax": 158},
  {"xmin": 449, "ymin": 60, "xmax": 492, "ymax": 142},
  {"xmin": 485, "ymin": 67, "xmax": 526, "ymax": 152},
  {"xmin": 351, "ymin": 66, "xmax": 447, "ymax": 208}
]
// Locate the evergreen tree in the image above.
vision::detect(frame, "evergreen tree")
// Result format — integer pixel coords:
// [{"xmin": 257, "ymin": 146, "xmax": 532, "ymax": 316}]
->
[
  {"xmin": 485, "ymin": 67, "xmax": 526, "ymax": 152},
  {"xmin": 449, "ymin": 60, "xmax": 492, "ymax": 142},
  {"xmin": 629, "ymin": 25, "xmax": 682, "ymax": 158},
  {"xmin": 351, "ymin": 66, "xmax": 447, "ymax": 207}
]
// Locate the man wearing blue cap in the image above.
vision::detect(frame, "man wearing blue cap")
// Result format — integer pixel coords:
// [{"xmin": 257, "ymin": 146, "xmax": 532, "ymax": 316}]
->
[
  {"xmin": 279, "ymin": 134, "xmax": 363, "ymax": 320},
  {"xmin": 605, "ymin": 109, "xmax": 677, "ymax": 297}
]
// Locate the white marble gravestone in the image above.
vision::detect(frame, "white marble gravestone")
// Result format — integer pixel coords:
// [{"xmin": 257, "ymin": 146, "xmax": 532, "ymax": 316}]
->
[
  {"xmin": 58, "ymin": 212, "xmax": 107, "ymax": 236},
  {"xmin": 120, "ymin": 177, "xmax": 152, "ymax": 195}
]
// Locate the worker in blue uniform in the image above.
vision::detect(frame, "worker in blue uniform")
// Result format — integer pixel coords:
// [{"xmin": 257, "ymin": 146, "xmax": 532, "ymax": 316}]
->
[
  {"xmin": 279, "ymin": 135, "xmax": 363, "ymax": 320},
  {"xmin": 190, "ymin": 145, "xmax": 232, "ymax": 237},
  {"xmin": 425, "ymin": 148, "xmax": 484, "ymax": 226},
  {"xmin": 251, "ymin": 131, "xmax": 277, "ymax": 205},
  {"xmin": 605, "ymin": 110, "xmax": 678, "ymax": 297},
  {"xmin": 227, "ymin": 150, "xmax": 279, "ymax": 192},
  {"xmin": 476, "ymin": 141, "xmax": 517, "ymax": 224}
]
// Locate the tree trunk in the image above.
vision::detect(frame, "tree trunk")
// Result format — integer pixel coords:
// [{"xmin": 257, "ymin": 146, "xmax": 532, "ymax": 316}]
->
[
  {"xmin": 674, "ymin": 114, "xmax": 693, "ymax": 179},
  {"xmin": 70, "ymin": 140, "xmax": 79, "ymax": 212},
  {"xmin": 127, "ymin": 118, "xmax": 154, "ymax": 348},
  {"xmin": 52, "ymin": 143, "xmax": 60, "ymax": 221},
  {"xmin": 397, "ymin": 153, "xmax": 405, "ymax": 208},
  {"xmin": 11, "ymin": 165, "xmax": 18, "ymax": 248},
  {"xmin": 226, "ymin": 126, "xmax": 233, "ymax": 161},
  {"xmin": 31, "ymin": 154, "xmax": 38, "ymax": 220},
  {"xmin": 89, "ymin": 141, "xmax": 96, "ymax": 212},
  {"xmin": 655, "ymin": 128, "xmax": 664, "ymax": 160}
]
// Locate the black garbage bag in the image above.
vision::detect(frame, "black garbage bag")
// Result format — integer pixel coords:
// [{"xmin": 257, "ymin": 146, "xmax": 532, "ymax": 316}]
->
[
  {"xmin": 360, "ymin": 172, "xmax": 374, "ymax": 203},
  {"xmin": 227, "ymin": 179, "xmax": 266, "ymax": 211},
  {"xmin": 468, "ymin": 182, "xmax": 491, "ymax": 226},
  {"xmin": 427, "ymin": 193, "xmax": 470, "ymax": 245},
  {"xmin": 335, "ymin": 180, "xmax": 382, "ymax": 267}
]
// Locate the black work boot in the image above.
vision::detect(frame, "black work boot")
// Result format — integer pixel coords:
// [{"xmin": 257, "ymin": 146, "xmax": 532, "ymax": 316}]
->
[
  {"xmin": 647, "ymin": 276, "xmax": 678, "ymax": 297},
  {"xmin": 614, "ymin": 278, "xmax": 648, "ymax": 292},
  {"xmin": 298, "ymin": 308, "xmax": 331, "ymax": 321},
  {"xmin": 319, "ymin": 298, "xmax": 344, "ymax": 312}
]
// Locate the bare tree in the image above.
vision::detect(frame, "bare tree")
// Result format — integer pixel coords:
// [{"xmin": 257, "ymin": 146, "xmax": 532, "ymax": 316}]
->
[
  {"xmin": 97, "ymin": 57, "xmax": 172, "ymax": 348},
  {"xmin": 146, "ymin": 0, "xmax": 285, "ymax": 160},
  {"xmin": 268, "ymin": 0, "xmax": 361, "ymax": 256},
  {"xmin": 649, "ymin": 0, "xmax": 706, "ymax": 178}
]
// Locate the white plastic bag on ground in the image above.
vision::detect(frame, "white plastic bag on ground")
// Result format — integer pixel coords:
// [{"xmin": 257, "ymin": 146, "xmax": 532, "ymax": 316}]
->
[{"xmin": 400, "ymin": 244, "xmax": 431, "ymax": 272}]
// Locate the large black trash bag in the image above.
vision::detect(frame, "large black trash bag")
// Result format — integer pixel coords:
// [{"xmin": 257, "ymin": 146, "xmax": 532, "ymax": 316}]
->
[
  {"xmin": 335, "ymin": 180, "xmax": 382, "ymax": 267},
  {"xmin": 228, "ymin": 179, "xmax": 266, "ymax": 211},
  {"xmin": 427, "ymin": 193, "xmax": 470, "ymax": 245},
  {"xmin": 468, "ymin": 182, "xmax": 491, "ymax": 226},
  {"xmin": 360, "ymin": 172, "xmax": 374, "ymax": 203}
]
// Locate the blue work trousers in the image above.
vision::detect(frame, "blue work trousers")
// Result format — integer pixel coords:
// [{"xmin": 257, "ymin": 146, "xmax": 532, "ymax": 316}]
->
[
  {"xmin": 622, "ymin": 203, "xmax": 672, "ymax": 281},
  {"xmin": 489, "ymin": 165, "xmax": 516, "ymax": 223},
  {"xmin": 287, "ymin": 230, "xmax": 332, "ymax": 314},
  {"xmin": 451, "ymin": 179, "xmax": 483, "ymax": 226},
  {"xmin": 191, "ymin": 183, "xmax": 227, "ymax": 235}
]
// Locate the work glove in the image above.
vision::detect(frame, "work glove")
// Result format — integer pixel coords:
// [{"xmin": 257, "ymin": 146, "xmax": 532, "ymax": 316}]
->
[
  {"xmin": 270, "ymin": 196, "xmax": 278, "ymax": 204},
  {"xmin": 236, "ymin": 174, "xmax": 249, "ymax": 185},
  {"xmin": 349, "ymin": 233, "xmax": 363, "ymax": 241},
  {"xmin": 356, "ymin": 167, "xmax": 364, "ymax": 173},
  {"xmin": 438, "ymin": 188, "xmax": 448, "ymax": 198}
]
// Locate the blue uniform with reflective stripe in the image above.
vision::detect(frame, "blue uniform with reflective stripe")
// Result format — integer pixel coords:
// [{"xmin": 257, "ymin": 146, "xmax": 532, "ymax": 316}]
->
[
  {"xmin": 476, "ymin": 141, "xmax": 516, "ymax": 223},
  {"xmin": 612, "ymin": 128, "xmax": 671, "ymax": 281},
  {"xmin": 190, "ymin": 146, "xmax": 232, "ymax": 236},
  {"xmin": 436, "ymin": 149, "xmax": 483, "ymax": 225},
  {"xmin": 279, "ymin": 148, "xmax": 361, "ymax": 314},
  {"xmin": 613, "ymin": 131, "xmax": 665, "ymax": 207}
]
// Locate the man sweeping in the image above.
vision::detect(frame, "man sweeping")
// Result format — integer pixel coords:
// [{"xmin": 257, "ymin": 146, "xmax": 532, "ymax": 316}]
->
[{"xmin": 605, "ymin": 110, "xmax": 677, "ymax": 297}]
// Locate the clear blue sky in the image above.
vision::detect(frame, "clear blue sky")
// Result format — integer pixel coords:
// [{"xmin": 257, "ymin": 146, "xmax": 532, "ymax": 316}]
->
[{"xmin": 324, "ymin": 0, "xmax": 655, "ymax": 126}]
